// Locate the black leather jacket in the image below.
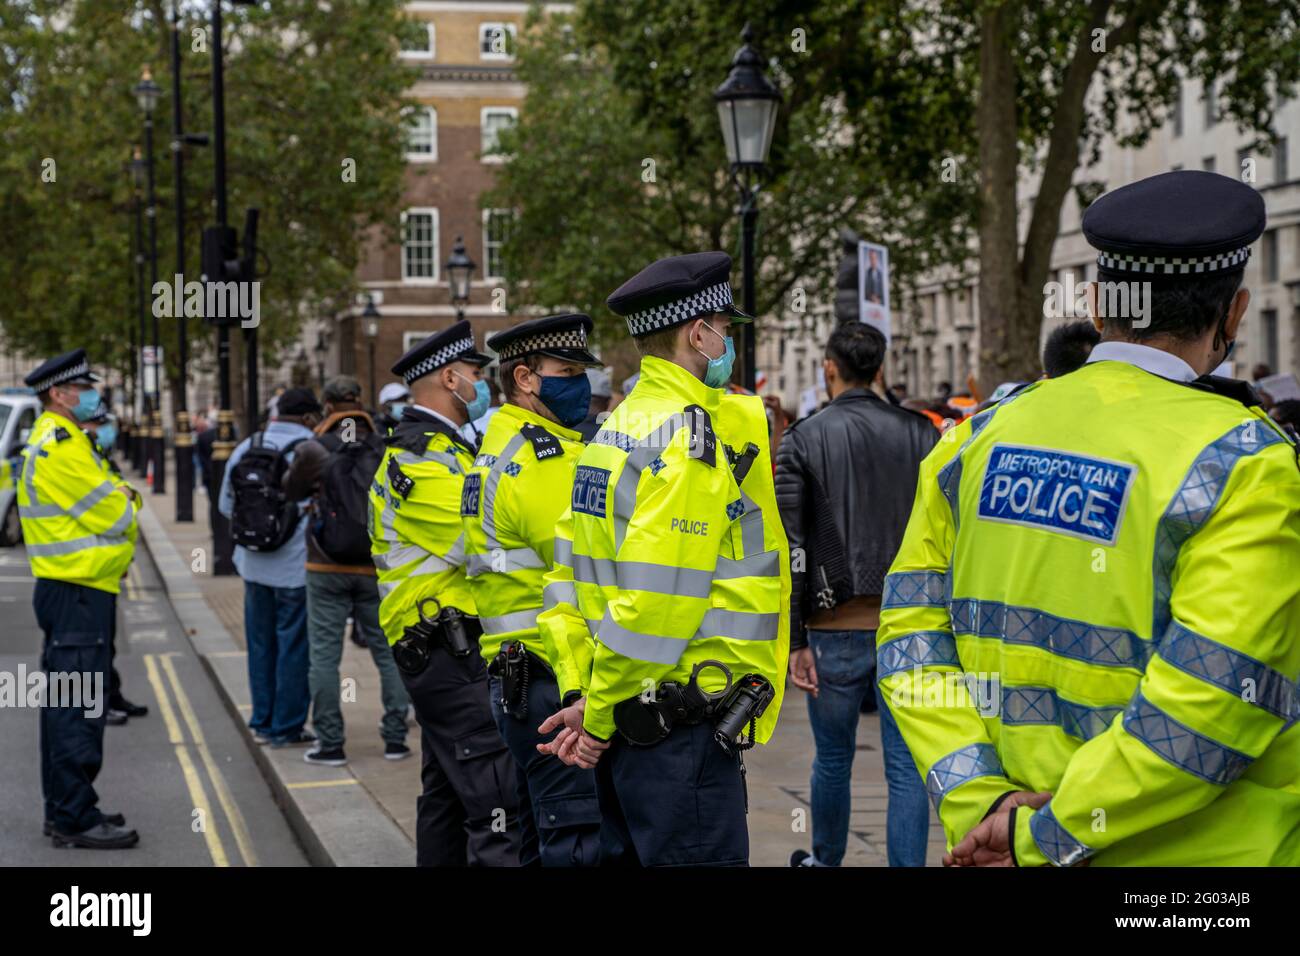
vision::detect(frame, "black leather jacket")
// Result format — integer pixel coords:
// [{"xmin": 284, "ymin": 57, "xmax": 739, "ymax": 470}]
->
[{"xmin": 774, "ymin": 387, "xmax": 938, "ymax": 649}]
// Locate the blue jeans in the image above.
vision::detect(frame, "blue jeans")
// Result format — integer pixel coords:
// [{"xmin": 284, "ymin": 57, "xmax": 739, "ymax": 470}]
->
[
  {"xmin": 806, "ymin": 628, "xmax": 929, "ymax": 866},
  {"xmin": 243, "ymin": 581, "xmax": 310, "ymax": 740}
]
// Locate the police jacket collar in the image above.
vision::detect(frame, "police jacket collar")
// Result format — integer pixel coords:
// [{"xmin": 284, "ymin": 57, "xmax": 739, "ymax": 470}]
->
[
  {"xmin": 633, "ymin": 355, "xmax": 723, "ymax": 415},
  {"xmin": 497, "ymin": 401, "xmax": 583, "ymax": 444},
  {"xmin": 1086, "ymin": 341, "xmax": 1197, "ymax": 383},
  {"xmin": 389, "ymin": 405, "xmax": 475, "ymax": 455}
]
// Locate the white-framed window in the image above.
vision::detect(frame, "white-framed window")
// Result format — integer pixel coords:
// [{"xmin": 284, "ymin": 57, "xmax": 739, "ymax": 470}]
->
[
  {"xmin": 404, "ymin": 105, "xmax": 437, "ymax": 163},
  {"xmin": 482, "ymin": 208, "xmax": 515, "ymax": 280},
  {"xmin": 403, "ymin": 331, "xmax": 435, "ymax": 353},
  {"xmin": 479, "ymin": 22, "xmax": 517, "ymax": 60},
  {"xmin": 398, "ymin": 19, "xmax": 435, "ymax": 60},
  {"xmin": 401, "ymin": 207, "xmax": 440, "ymax": 283},
  {"xmin": 480, "ymin": 106, "xmax": 517, "ymax": 162}
]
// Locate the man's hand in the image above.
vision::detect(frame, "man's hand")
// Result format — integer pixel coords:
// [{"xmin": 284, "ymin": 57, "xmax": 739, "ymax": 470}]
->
[
  {"xmin": 944, "ymin": 791, "xmax": 1050, "ymax": 867},
  {"xmin": 536, "ymin": 698, "xmax": 586, "ymax": 757},
  {"xmin": 788, "ymin": 646, "xmax": 818, "ymax": 696}
]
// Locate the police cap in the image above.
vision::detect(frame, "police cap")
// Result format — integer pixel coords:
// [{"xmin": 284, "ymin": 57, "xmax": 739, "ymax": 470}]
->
[
  {"xmin": 486, "ymin": 313, "xmax": 601, "ymax": 367},
  {"xmin": 1083, "ymin": 170, "xmax": 1266, "ymax": 281},
  {"xmin": 25, "ymin": 348, "xmax": 101, "ymax": 394},
  {"xmin": 391, "ymin": 319, "xmax": 491, "ymax": 386},
  {"xmin": 606, "ymin": 251, "xmax": 752, "ymax": 338}
]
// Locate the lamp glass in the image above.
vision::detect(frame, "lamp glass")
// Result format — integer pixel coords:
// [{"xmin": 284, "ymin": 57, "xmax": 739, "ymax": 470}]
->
[{"xmin": 716, "ymin": 97, "xmax": 778, "ymax": 168}]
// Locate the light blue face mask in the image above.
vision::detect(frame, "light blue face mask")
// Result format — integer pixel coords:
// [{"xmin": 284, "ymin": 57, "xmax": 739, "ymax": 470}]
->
[
  {"xmin": 389, "ymin": 402, "xmax": 409, "ymax": 418},
  {"xmin": 70, "ymin": 387, "xmax": 101, "ymax": 422},
  {"xmin": 453, "ymin": 373, "xmax": 491, "ymax": 420},
  {"xmin": 96, "ymin": 424, "xmax": 117, "ymax": 450},
  {"xmin": 695, "ymin": 321, "xmax": 735, "ymax": 389}
]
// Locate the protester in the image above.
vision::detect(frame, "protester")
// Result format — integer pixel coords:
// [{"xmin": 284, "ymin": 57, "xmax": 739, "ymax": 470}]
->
[
  {"xmin": 1042, "ymin": 319, "xmax": 1101, "ymax": 377},
  {"xmin": 576, "ymin": 366, "xmax": 612, "ymax": 441},
  {"xmin": 282, "ymin": 376, "xmax": 411, "ymax": 766},
  {"xmin": 775, "ymin": 321, "xmax": 937, "ymax": 867},
  {"xmin": 218, "ymin": 386, "xmax": 321, "ymax": 747},
  {"xmin": 374, "ymin": 382, "xmax": 410, "ymax": 436}
]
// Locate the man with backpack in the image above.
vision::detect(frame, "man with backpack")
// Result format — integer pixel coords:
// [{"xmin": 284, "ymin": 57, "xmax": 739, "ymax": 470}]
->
[
  {"xmin": 282, "ymin": 376, "xmax": 411, "ymax": 766},
  {"xmin": 218, "ymin": 386, "xmax": 322, "ymax": 748}
]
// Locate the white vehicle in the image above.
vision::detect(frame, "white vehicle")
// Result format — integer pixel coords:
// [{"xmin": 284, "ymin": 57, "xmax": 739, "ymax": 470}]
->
[{"xmin": 0, "ymin": 391, "xmax": 42, "ymax": 547}]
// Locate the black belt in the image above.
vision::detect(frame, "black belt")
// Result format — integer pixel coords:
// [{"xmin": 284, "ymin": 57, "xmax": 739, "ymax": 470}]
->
[
  {"xmin": 612, "ymin": 660, "xmax": 774, "ymax": 754},
  {"xmin": 392, "ymin": 598, "xmax": 483, "ymax": 676}
]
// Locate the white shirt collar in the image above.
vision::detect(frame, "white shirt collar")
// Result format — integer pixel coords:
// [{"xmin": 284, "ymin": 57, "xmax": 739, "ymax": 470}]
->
[
  {"xmin": 1086, "ymin": 341, "xmax": 1199, "ymax": 383},
  {"xmin": 410, "ymin": 403, "xmax": 463, "ymax": 433}
]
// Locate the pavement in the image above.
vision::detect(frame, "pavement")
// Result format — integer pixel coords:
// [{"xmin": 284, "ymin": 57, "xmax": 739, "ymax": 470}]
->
[{"xmin": 13, "ymin": 449, "xmax": 948, "ymax": 867}]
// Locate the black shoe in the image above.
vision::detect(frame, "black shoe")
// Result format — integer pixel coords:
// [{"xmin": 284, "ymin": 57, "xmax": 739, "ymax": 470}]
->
[
  {"xmin": 51, "ymin": 822, "xmax": 139, "ymax": 849},
  {"xmin": 384, "ymin": 741, "xmax": 412, "ymax": 761},
  {"xmin": 105, "ymin": 709, "xmax": 128, "ymax": 726},
  {"xmin": 43, "ymin": 812, "xmax": 125, "ymax": 837},
  {"xmin": 790, "ymin": 849, "xmax": 815, "ymax": 867},
  {"xmin": 304, "ymin": 746, "xmax": 348, "ymax": 767},
  {"xmin": 111, "ymin": 697, "xmax": 149, "ymax": 718},
  {"xmin": 271, "ymin": 730, "xmax": 318, "ymax": 748}
]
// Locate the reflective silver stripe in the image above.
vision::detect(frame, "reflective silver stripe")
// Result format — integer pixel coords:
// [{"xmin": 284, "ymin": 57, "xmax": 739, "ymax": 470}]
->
[
  {"xmin": 410, "ymin": 551, "xmax": 454, "ymax": 577},
  {"xmin": 378, "ymin": 579, "xmax": 398, "ymax": 599},
  {"xmin": 1123, "ymin": 690, "xmax": 1252, "ymax": 785},
  {"xmin": 103, "ymin": 495, "xmax": 135, "ymax": 537},
  {"xmin": 574, "ymin": 555, "xmax": 712, "ymax": 598},
  {"xmin": 396, "ymin": 448, "xmax": 463, "ymax": 473},
  {"xmin": 19, "ymin": 503, "xmax": 64, "ymax": 519},
  {"xmin": 481, "ymin": 433, "xmax": 527, "ymax": 549},
  {"xmin": 935, "ymin": 396, "xmax": 1019, "ymax": 529},
  {"xmin": 882, "ymin": 570, "xmax": 948, "ymax": 609},
  {"xmin": 877, "ymin": 631, "xmax": 960, "ymax": 679},
  {"xmin": 373, "ymin": 541, "xmax": 426, "ymax": 571},
  {"xmin": 1029, "ymin": 802, "xmax": 1094, "ymax": 867},
  {"xmin": 466, "ymin": 547, "xmax": 545, "ymax": 576},
  {"xmin": 1000, "ymin": 685, "xmax": 1123, "ymax": 741},
  {"xmin": 21, "ymin": 432, "xmax": 61, "ymax": 515},
  {"xmin": 594, "ymin": 611, "xmax": 688, "ymax": 666},
  {"xmin": 445, "ymin": 532, "xmax": 466, "ymax": 567},
  {"xmin": 1158, "ymin": 619, "xmax": 1299, "ymax": 721},
  {"xmin": 480, "ymin": 606, "xmax": 542, "ymax": 635},
  {"xmin": 950, "ymin": 597, "xmax": 1150, "ymax": 670},
  {"xmin": 714, "ymin": 549, "xmax": 780, "ymax": 580},
  {"xmin": 553, "ymin": 536, "xmax": 574, "ymax": 567},
  {"xmin": 26, "ymin": 533, "xmax": 129, "ymax": 557},
  {"xmin": 924, "ymin": 742, "xmax": 1005, "ymax": 811},
  {"xmin": 733, "ymin": 488, "xmax": 764, "ymax": 557},
  {"xmin": 573, "ymin": 553, "xmax": 616, "ymax": 589},
  {"xmin": 1152, "ymin": 421, "xmax": 1286, "ymax": 640},
  {"xmin": 542, "ymin": 579, "xmax": 578, "ymax": 610},
  {"xmin": 67, "ymin": 480, "xmax": 116, "ymax": 519},
  {"xmin": 696, "ymin": 608, "xmax": 778, "ymax": 642}
]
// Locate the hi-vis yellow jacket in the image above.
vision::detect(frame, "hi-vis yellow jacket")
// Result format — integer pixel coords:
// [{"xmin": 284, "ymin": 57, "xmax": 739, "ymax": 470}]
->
[
  {"xmin": 461, "ymin": 402, "xmax": 585, "ymax": 667},
  {"xmin": 18, "ymin": 411, "xmax": 139, "ymax": 593},
  {"xmin": 369, "ymin": 410, "xmax": 477, "ymax": 645},
  {"xmin": 537, "ymin": 355, "xmax": 790, "ymax": 742},
  {"xmin": 878, "ymin": 359, "xmax": 1300, "ymax": 866}
]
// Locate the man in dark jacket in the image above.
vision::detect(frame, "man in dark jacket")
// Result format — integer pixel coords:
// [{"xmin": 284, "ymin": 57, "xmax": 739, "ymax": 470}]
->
[
  {"xmin": 283, "ymin": 376, "xmax": 410, "ymax": 767},
  {"xmin": 775, "ymin": 322, "xmax": 936, "ymax": 868}
]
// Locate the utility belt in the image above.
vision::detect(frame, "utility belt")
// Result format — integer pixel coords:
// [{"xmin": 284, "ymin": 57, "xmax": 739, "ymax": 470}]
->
[
  {"xmin": 392, "ymin": 597, "xmax": 483, "ymax": 676},
  {"xmin": 486, "ymin": 640, "xmax": 551, "ymax": 720},
  {"xmin": 612, "ymin": 660, "xmax": 775, "ymax": 755}
]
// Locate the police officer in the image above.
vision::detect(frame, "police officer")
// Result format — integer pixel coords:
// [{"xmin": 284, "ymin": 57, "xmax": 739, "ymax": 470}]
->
[
  {"xmin": 537, "ymin": 252, "xmax": 792, "ymax": 866},
  {"xmin": 878, "ymin": 170, "xmax": 1300, "ymax": 867},
  {"xmin": 462, "ymin": 314, "xmax": 605, "ymax": 866},
  {"xmin": 82, "ymin": 402, "xmax": 149, "ymax": 726},
  {"xmin": 18, "ymin": 350, "xmax": 140, "ymax": 849},
  {"xmin": 368, "ymin": 321, "xmax": 521, "ymax": 866}
]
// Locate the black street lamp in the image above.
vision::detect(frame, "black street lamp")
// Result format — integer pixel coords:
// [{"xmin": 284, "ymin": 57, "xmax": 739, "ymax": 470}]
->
[
  {"xmin": 446, "ymin": 235, "xmax": 476, "ymax": 321},
  {"xmin": 135, "ymin": 65, "xmax": 166, "ymax": 493},
  {"xmin": 313, "ymin": 329, "xmax": 329, "ymax": 388},
  {"xmin": 714, "ymin": 23, "xmax": 780, "ymax": 392},
  {"xmin": 129, "ymin": 146, "xmax": 149, "ymax": 475},
  {"xmin": 363, "ymin": 295, "xmax": 381, "ymax": 408}
]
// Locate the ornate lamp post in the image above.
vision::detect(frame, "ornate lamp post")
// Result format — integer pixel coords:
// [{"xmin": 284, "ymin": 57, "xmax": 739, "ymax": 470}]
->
[{"xmin": 445, "ymin": 236, "xmax": 476, "ymax": 321}]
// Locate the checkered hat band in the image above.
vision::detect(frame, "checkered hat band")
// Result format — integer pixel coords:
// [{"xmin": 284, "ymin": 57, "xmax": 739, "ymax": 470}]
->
[
  {"xmin": 1096, "ymin": 245, "xmax": 1251, "ymax": 275},
  {"xmin": 626, "ymin": 282, "xmax": 734, "ymax": 337},
  {"xmin": 403, "ymin": 336, "xmax": 476, "ymax": 384},
  {"xmin": 496, "ymin": 328, "xmax": 588, "ymax": 360},
  {"xmin": 30, "ymin": 359, "xmax": 90, "ymax": 394}
]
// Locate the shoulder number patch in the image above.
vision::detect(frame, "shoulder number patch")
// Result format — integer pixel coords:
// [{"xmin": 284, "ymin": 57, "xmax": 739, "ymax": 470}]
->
[
  {"xmin": 977, "ymin": 443, "xmax": 1136, "ymax": 546},
  {"xmin": 460, "ymin": 472, "xmax": 482, "ymax": 517},
  {"xmin": 572, "ymin": 465, "xmax": 611, "ymax": 518}
]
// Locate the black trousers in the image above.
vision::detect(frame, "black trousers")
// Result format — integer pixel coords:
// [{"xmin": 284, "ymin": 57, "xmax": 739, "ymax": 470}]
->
[
  {"xmin": 35, "ymin": 579, "xmax": 114, "ymax": 834},
  {"xmin": 398, "ymin": 644, "xmax": 520, "ymax": 866},
  {"xmin": 596, "ymin": 720, "xmax": 749, "ymax": 866},
  {"xmin": 488, "ymin": 666, "xmax": 602, "ymax": 867}
]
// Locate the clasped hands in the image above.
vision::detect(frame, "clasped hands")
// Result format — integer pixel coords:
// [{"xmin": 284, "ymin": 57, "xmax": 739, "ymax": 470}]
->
[
  {"xmin": 535, "ymin": 696, "xmax": 609, "ymax": 769},
  {"xmin": 942, "ymin": 789, "xmax": 1052, "ymax": 867}
]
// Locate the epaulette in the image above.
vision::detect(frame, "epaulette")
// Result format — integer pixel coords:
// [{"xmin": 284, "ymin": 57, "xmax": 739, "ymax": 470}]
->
[
  {"xmin": 53, "ymin": 427, "xmax": 70, "ymax": 442},
  {"xmin": 683, "ymin": 404, "xmax": 717, "ymax": 468},
  {"xmin": 387, "ymin": 456, "xmax": 415, "ymax": 499},
  {"xmin": 1182, "ymin": 374, "xmax": 1262, "ymax": 409},
  {"xmin": 520, "ymin": 422, "xmax": 563, "ymax": 462}
]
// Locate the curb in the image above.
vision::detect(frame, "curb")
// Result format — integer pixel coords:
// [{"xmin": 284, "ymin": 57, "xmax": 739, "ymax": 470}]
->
[{"xmin": 135, "ymin": 497, "xmax": 415, "ymax": 867}]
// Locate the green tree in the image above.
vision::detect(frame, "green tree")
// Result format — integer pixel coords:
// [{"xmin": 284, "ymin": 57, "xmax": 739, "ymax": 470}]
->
[{"xmin": 0, "ymin": 0, "xmax": 412, "ymax": 400}]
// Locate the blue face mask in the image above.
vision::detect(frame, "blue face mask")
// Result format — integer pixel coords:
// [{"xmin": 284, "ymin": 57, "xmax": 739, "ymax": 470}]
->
[
  {"xmin": 537, "ymin": 373, "xmax": 592, "ymax": 429},
  {"xmin": 389, "ymin": 402, "xmax": 408, "ymax": 418},
  {"xmin": 70, "ymin": 387, "xmax": 100, "ymax": 422},
  {"xmin": 454, "ymin": 374, "xmax": 491, "ymax": 420},
  {"xmin": 96, "ymin": 424, "xmax": 117, "ymax": 450},
  {"xmin": 695, "ymin": 322, "xmax": 735, "ymax": 389}
]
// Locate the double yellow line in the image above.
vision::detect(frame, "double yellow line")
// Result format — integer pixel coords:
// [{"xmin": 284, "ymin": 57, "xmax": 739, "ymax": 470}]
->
[{"xmin": 143, "ymin": 652, "xmax": 259, "ymax": 867}]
